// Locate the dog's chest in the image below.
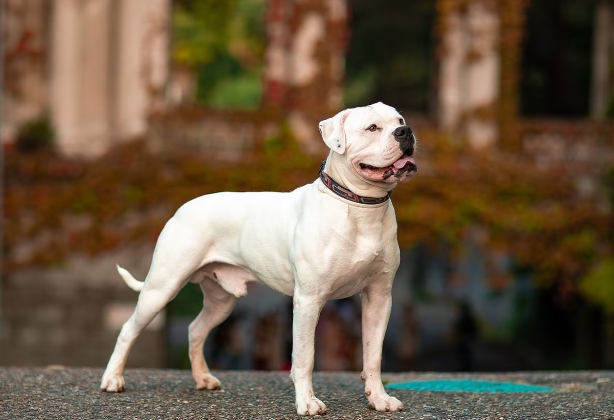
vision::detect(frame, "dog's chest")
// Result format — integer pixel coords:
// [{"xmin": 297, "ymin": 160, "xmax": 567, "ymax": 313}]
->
[
  {"xmin": 305, "ymin": 205, "xmax": 396, "ymax": 298},
  {"xmin": 324, "ymin": 240, "xmax": 391, "ymax": 299},
  {"xmin": 345, "ymin": 220, "xmax": 389, "ymax": 258}
]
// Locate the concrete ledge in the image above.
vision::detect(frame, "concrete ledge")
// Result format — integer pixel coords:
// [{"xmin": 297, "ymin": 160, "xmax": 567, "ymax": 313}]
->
[{"xmin": 1, "ymin": 368, "xmax": 613, "ymax": 419}]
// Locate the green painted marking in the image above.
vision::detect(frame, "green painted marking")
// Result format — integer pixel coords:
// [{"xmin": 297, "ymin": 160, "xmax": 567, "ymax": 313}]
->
[{"xmin": 385, "ymin": 379, "xmax": 553, "ymax": 393}]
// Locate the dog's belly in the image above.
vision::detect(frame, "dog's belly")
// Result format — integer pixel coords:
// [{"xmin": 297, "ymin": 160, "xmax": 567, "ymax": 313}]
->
[
  {"xmin": 200, "ymin": 249, "xmax": 389, "ymax": 300},
  {"xmin": 190, "ymin": 258, "xmax": 295, "ymax": 297}
]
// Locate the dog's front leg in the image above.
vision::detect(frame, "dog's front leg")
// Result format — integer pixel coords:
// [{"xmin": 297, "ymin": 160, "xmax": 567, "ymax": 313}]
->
[
  {"xmin": 291, "ymin": 292, "xmax": 327, "ymax": 416},
  {"xmin": 360, "ymin": 283, "xmax": 404, "ymax": 412}
]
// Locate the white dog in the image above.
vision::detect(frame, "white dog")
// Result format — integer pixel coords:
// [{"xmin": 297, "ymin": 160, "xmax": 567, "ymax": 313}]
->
[{"xmin": 101, "ymin": 102, "xmax": 417, "ymax": 415}]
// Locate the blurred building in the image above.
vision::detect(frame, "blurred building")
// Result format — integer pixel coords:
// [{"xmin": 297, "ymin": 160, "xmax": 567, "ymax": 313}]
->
[
  {"xmin": 4, "ymin": 0, "xmax": 614, "ymax": 153},
  {"xmin": 2, "ymin": 0, "xmax": 171, "ymax": 367},
  {"xmin": 3, "ymin": 0, "xmax": 614, "ymax": 370},
  {"xmin": 2, "ymin": 0, "xmax": 170, "ymax": 155}
]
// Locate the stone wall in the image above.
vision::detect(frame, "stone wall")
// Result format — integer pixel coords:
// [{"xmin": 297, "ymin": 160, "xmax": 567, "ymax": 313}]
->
[
  {"xmin": 520, "ymin": 119, "xmax": 614, "ymax": 202},
  {"xmin": 1, "ymin": 246, "xmax": 166, "ymax": 368},
  {"xmin": 147, "ymin": 107, "xmax": 277, "ymax": 161},
  {"xmin": 521, "ymin": 119, "xmax": 614, "ymax": 169}
]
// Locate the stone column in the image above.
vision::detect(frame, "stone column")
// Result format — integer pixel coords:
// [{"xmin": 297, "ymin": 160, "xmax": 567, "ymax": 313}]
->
[
  {"xmin": 262, "ymin": 0, "xmax": 291, "ymax": 110},
  {"xmin": 51, "ymin": 0, "xmax": 113, "ymax": 155},
  {"xmin": 50, "ymin": 0, "xmax": 81, "ymax": 153},
  {"xmin": 591, "ymin": 0, "xmax": 614, "ymax": 119},
  {"xmin": 77, "ymin": 0, "xmax": 113, "ymax": 155},
  {"xmin": 439, "ymin": 6, "xmax": 466, "ymax": 131},
  {"xmin": 438, "ymin": 0, "xmax": 500, "ymax": 149},
  {"xmin": 262, "ymin": 0, "xmax": 348, "ymax": 155},
  {"xmin": 114, "ymin": 0, "xmax": 170, "ymax": 142},
  {"xmin": 465, "ymin": 2, "xmax": 499, "ymax": 148},
  {"xmin": 2, "ymin": 0, "xmax": 48, "ymax": 143},
  {"xmin": 50, "ymin": 0, "xmax": 170, "ymax": 156}
]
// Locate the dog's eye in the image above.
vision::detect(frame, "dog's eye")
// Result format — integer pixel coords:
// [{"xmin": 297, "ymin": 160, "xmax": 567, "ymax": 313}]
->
[
  {"xmin": 399, "ymin": 118, "xmax": 405, "ymax": 125},
  {"xmin": 366, "ymin": 124, "xmax": 377, "ymax": 132}
]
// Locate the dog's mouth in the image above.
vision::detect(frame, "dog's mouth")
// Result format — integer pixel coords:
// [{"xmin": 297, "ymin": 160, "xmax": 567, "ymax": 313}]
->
[{"xmin": 359, "ymin": 154, "xmax": 417, "ymax": 180}]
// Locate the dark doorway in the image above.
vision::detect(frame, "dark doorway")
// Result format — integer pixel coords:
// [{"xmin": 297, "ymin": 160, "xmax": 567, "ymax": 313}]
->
[
  {"xmin": 344, "ymin": 0, "xmax": 436, "ymax": 114},
  {"xmin": 520, "ymin": 0, "xmax": 595, "ymax": 117}
]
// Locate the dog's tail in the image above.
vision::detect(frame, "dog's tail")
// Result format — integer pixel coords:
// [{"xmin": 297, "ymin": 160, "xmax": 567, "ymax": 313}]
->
[{"xmin": 116, "ymin": 264, "xmax": 144, "ymax": 292}]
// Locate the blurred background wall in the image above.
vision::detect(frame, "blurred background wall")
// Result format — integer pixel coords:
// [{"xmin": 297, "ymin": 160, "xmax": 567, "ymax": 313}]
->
[
  {"xmin": 3, "ymin": 0, "xmax": 169, "ymax": 156},
  {"xmin": 2, "ymin": 0, "xmax": 614, "ymax": 372}
]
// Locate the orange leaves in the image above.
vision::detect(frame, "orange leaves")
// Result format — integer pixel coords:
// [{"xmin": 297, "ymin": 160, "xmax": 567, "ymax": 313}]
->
[
  {"xmin": 392, "ymin": 135, "xmax": 611, "ymax": 286},
  {"xmin": 4, "ymin": 133, "xmax": 612, "ymax": 293}
]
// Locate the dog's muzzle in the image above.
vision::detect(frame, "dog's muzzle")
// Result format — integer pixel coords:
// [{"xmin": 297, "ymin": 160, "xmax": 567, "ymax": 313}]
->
[
  {"xmin": 393, "ymin": 126, "xmax": 415, "ymax": 156},
  {"xmin": 391, "ymin": 125, "xmax": 417, "ymax": 178}
]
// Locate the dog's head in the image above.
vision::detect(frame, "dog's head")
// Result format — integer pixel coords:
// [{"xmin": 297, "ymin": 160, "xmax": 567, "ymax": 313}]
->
[{"xmin": 319, "ymin": 102, "xmax": 417, "ymax": 189}]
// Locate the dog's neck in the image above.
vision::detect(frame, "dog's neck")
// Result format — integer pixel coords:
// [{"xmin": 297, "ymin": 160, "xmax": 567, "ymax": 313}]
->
[{"xmin": 324, "ymin": 152, "xmax": 395, "ymax": 200}]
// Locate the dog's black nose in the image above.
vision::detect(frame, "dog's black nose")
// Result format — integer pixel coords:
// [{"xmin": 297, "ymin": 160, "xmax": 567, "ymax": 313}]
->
[
  {"xmin": 393, "ymin": 125, "xmax": 415, "ymax": 154},
  {"xmin": 393, "ymin": 126, "xmax": 409, "ymax": 139}
]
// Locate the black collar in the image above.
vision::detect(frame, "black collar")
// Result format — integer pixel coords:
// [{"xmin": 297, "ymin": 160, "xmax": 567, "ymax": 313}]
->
[{"xmin": 318, "ymin": 161, "xmax": 391, "ymax": 205}]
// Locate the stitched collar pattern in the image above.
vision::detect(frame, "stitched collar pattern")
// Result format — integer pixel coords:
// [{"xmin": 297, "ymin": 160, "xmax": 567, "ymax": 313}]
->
[{"xmin": 318, "ymin": 161, "xmax": 391, "ymax": 205}]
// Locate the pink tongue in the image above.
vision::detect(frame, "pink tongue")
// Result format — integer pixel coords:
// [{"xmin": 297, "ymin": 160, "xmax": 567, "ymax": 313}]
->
[{"xmin": 393, "ymin": 155, "xmax": 415, "ymax": 169}]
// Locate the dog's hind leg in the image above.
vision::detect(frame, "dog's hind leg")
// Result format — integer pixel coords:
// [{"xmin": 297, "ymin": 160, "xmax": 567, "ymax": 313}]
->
[
  {"xmin": 101, "ymin": 218, "xmax": 206, "ymax": 392},
  {"xmin": 101, "ymin": 283, "xmax": 182, "ymax": 392},
  {"xmin": 188, "ymin": 277, "xmax": 236, "ymax": 390},
  {"xmin": 100, "ymin": 271, "xmax": 193, "ymax": 392}
]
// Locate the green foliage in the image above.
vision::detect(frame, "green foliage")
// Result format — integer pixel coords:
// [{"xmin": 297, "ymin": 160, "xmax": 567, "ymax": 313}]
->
[
  {"xmin": 343, "ymin": 69, "xmax": 376, "ymax": 108},
  {"xmin": 579, "ymin": 258, "xmax": 614, "ymax": 313},
  {"xmin": 16, "ymin": 116, "xmax": 55, "ymax": 153},
  {"xmin": 264, "ymin": 134, "xmax": 284, "ymax": 157},
  {"xmin": 263, "ymin": 122, "xmax": 298, "ymax": 158},
  {"xmin": 70, "ymin": 190, "xmax": 99, "ymax": 214},
  {"xmin": 173, "ymin": 0, "xmax": 265, "ymax": 109},
  {"xmin": 169, "ymin": 283, "xmax": 206, "ymax": 317},
  {"xmin": 172, "ymin": 0, "xmax": 238, "ymax": 67},
  {"xmin": 198, "ymin": 56, "xmax": 262, "ymax": 109}
]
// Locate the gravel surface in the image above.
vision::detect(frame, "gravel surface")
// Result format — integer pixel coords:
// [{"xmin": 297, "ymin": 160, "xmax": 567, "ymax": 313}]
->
[{"xmin": 1, "ymin": 368, "xmax": 613, "ymax": 419}]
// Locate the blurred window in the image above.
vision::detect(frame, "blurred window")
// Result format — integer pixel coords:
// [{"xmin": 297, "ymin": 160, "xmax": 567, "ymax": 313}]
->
[
  {"xmin": 344, "ymin": 0, "xmax": 436, "ymax": 115},
  {"xmin": 520, "ymin": 0, "xmax": 595, "ymax": 117}
]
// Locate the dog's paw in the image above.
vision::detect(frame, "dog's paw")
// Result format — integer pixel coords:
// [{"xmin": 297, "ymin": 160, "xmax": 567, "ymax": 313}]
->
[
  {"xmin": 295, "ymin": 396, "xmax": 327, "ymax": 416},
  {"xmin": 100, "ymin": 375, "xmax": 125, "ymax": 393},
  {"xmin": 194, "ymin": 373, "xmax": 222, "ymax": 390},
  {"xmin": 367, "ymin": 392, "xmax": 403, "ymax": 412}
]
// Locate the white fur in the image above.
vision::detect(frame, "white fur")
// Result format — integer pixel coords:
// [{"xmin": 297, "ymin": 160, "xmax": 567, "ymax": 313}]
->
[{"xmin": 101, "ymin": 102, "xmax": 413, "ymax": 415}]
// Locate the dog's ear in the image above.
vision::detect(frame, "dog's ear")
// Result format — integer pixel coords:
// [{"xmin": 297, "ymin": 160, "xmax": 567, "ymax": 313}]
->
[{"xmin": 318, "ymin": 109, "xmax": 352, "ymax": 154}]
